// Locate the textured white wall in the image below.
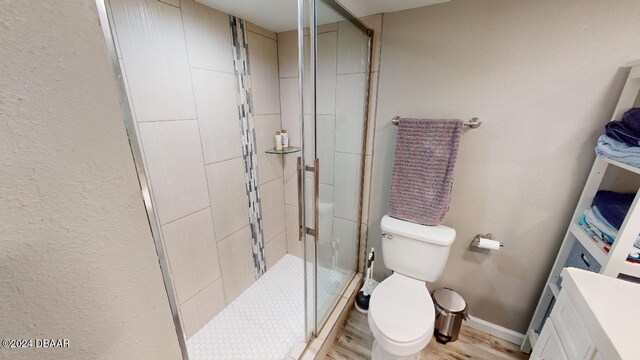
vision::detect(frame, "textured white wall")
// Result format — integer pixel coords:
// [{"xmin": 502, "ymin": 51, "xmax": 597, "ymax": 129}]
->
[
  {"xmin": 369, "ymin": 0, "xmax": 640, "ymax": 333},
  {"xmin": 0, "ymin": 1, "xmax": 183, "ymax": 359}
]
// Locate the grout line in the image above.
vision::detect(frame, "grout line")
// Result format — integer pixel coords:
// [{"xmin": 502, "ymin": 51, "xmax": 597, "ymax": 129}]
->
[
  {"xmin": 179, "ymin": 275, "xmax": 223, "ymax": 306},
  {"xmin": 265, "ymin": 229, "xmax": 287, "ymax": 245},
  {"xmin": 161, "ymin": 206, "xmax": 211, "ymax": 227},
  {"xmin": 157, "ymin": 0, "xmax": 180, "ymax": 10},
  {"xmin": 246, "ymin": 29, "xmax": 277, "ymax": 42},
  {"xmin": 137, "ymin": 118, "xmax": 198, "ymax": 123},
  {"xmin": 189, "ymin": 66, "xmax": 235, "ymax": 75},
  {"xmin": 204, "ymin": 154, "xmax": 244, "ymax": 166},
  {"xmin": 337, "ymin": 71, "xmax": 369, "ymax": 76},
  {"xmin": 217, "ymin": 223, "xmax": 251, "ymax": 243},
  {"xmin": 259, "ymin": 175, "xmax": 284, "ymax": 187},
  {"xmin": 333, "ymin": 215, "xmax": 359, "ymax": 223},
  {"xmin": 334, "ymin": 150, "xmax": 365, "ymax": 156}
]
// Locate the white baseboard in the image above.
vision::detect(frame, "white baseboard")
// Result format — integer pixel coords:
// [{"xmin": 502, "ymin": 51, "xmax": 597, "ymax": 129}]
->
[{"xmin": 465, "ymin": 315, "xmax": 525, "ymax": 346}]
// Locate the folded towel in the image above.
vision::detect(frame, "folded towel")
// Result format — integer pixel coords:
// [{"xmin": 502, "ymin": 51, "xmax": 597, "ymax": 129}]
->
[
  {"xmin": 605, "ymin": 108, "xmax": 640, "ymax": 147},
  {"xmin": 583, "ymin": 208, "xmax": 616, "ymax": 243},
  {"xmin": 605, "ymin": 122, "xmax": 640, "ymax": 147},
  {"xmin": 592, "ymin": 190, "xmax": 635, "ymax": 229},
  {"xmin": 580, "ymin": 215, "xmax": 605, "ymax": 241},
  {"xmin": 621, "ymin": 108, "xmax": 640, "ymax": 132},
  {"xmin": 595, "ymin": 135, "xmax": 640, "ymax": 168},
  {"xmin": 388, "ymin": 118, "xmax": 463, "ymax": 226},
  {"xmin": 583, "ymin": 207, "xmax": 640, "ymax": 247},
  {"xmin": 591, "ymin": 206, "xmax": 619, "ymax": 238},
  {"xmin": 580, "ymin": 215, "xmax": 640, "ymax": 261}
]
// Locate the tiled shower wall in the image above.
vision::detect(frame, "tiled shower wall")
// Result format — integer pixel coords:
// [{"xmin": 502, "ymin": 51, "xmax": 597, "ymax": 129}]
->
[
  {"xmin": 108, "ymin": 0, "xmax": 287, "ymax": 338},
  {"xmin": 277, "ymin": 16, "xmax": 383, "ymax": 273}
]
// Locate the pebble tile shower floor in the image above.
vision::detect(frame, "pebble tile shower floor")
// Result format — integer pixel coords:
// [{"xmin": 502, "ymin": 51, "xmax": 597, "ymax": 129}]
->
[{"xmin": 187, "ymin": 254, "xmax": 349, "ymax": 360}]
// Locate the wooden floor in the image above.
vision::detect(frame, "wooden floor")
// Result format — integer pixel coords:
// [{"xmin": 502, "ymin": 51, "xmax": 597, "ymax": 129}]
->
[{"xmin": 324, "ymin": 309, "xmax": 529, "ymax": 360}]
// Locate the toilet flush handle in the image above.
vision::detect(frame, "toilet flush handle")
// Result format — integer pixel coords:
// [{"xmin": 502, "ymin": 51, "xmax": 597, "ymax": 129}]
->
[{"xmin": 381, "ymin": 233, "xmax": 393, "ymax": 240}]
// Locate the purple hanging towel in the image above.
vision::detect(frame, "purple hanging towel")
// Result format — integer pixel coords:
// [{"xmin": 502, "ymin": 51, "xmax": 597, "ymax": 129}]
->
[{"xmin": 388, "ymin": 118, "xmax": 463, "ymax": 226}]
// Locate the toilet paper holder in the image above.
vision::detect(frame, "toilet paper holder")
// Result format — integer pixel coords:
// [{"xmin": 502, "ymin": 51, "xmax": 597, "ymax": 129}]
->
[{"xmin": 472, "ymin": 233, "xmax": 504, "ymax": 248}]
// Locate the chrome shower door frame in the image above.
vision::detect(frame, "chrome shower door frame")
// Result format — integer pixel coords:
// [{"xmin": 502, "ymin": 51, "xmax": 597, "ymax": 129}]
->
[{"xmin": 300, "ymin": 0, "xmax": 373, "ymax": 340}]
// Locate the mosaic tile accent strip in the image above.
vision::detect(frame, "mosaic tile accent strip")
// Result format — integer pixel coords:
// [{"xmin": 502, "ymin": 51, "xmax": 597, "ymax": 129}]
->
[
  {"xmin": 230, "ymin": 15, "xmax": 266, "ymax": 278},
  {"xmin": 186, "ymin": 255, "xmax": 349, "ymax": 360}
]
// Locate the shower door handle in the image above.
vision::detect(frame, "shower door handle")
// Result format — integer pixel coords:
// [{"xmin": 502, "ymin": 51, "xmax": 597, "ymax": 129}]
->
[
  {"xmin": 308, "ymin": 158, "xmax": 319, "ymax": 243},
  {"xmin": 298, "ymin": 158, "xmax": 319, "ymax": 241},
  {"xmin": 297, "ymin": 156, "xmax": 304, "ymax": 241}
]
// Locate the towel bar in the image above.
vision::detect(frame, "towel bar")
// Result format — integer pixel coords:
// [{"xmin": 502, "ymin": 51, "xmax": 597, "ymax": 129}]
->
[{"xmin": 391, "ymin": 116, "xmax": 481, "ymax": 129}]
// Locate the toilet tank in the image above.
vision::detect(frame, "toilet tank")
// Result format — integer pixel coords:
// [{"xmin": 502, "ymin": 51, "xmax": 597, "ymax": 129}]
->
[{"xmin": 380, "ymin": 215, "xmax": 456, "ymax": 282}]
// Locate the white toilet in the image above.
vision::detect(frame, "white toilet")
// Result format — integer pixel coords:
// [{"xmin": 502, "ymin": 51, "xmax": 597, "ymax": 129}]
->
[{"xmin": 368, "ymin": 215, "xmax": 456, "ymax": 360}]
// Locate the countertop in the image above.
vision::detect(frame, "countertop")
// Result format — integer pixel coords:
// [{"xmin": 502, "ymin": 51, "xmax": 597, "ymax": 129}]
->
[{"xmin": 561, "ymin": 268, "xmax": 640, "ymax": 360}]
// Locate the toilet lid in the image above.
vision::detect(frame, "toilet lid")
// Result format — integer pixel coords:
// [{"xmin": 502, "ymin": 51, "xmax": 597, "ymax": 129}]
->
[{"xmin": 369, "ymin": 273, "xmax": 434, "ymax": 343}]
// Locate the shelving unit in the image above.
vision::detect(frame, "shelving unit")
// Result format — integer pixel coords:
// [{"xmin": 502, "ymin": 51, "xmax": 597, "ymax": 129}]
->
[
  {"xmin": 522, "ymin": 63, "xmax": 640, "ymax": 353},
  {"xmin": 265, "ymin": 146, "xmax": 301, "ymax": 155}
]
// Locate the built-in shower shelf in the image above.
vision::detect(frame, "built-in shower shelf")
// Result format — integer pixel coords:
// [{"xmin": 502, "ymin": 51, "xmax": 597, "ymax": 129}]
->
[{"xmin": 265, "ymin": 146, "xmax": 301, "ymax": 155}]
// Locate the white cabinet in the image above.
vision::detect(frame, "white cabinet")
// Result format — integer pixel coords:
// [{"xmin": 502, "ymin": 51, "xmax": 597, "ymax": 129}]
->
[
  {"xmin": 531, "ymin": 292, "xmax": 594, "ymax": 360},
  {"xmin": 550, "ymin": 294, "xmax": 595, "ymax": 360},
  {"xmin": 530, "ymin": 322, "xmax": 568, "ymax": 360},
  {"xmin": 530, "ymin": 268, "xmax": 637, "ymax": 360}
]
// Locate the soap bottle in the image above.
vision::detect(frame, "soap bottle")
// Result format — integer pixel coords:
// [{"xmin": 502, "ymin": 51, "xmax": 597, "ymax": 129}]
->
[
  {"xmin": 281, "ymin": 129, "xmax": 289, "ymax": 148},
  {"xmin": 275, "ymin": 131, "xmax": 283, "ymax": 150}
]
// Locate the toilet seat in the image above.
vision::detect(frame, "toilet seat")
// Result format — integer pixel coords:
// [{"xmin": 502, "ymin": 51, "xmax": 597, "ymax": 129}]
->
[{"xmin": 368, "ymin": 273, "xmax": 434, "ymax": 356}]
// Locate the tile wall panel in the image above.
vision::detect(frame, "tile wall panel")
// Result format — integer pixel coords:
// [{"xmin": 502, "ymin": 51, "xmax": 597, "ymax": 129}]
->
[
  {"xmin": 162, "ymin": 208, "xmax": 221, "ymax": 304},
  {"xmin": 246, "ymin": 22, "xmax": 277, "ymax": 40},
  {"xmin": 285, "ymin": 204, "xmax": 303, "ymax": 258},
  {"xmin": 206, "ymin": 157, "xmax": 250, "ymax": 240},
  {"xmin": 317, "ymin": 32, "xmax": 337, "ymax": 115},
  {"xmin": 283, "ymin": 156, "xmax": 299, "ymax": 207},
  {"xmin": 247, "ymin": 31, "xmax": 281, "ymax": 115},
  {"xmin": 191, "ymin": 69, "xmax": 243, "ymax": 164},
  {"xmin": 217, "ymin": 226, "xmax": 255, "ymax": 303},
  {"xmin": 260, "ymin": 177, "xmax": 287, "ymax": 242},
  {"xmin": 335, "ymin": 73, "xmax": 367, "ymax": 154},
  {"xmin": 181, "ymin": 0, "xmax": 235, "ymax": 73},
  {"xmin": 138, "ymin": 120, "xmax": 210, "ymax": 224},
  {"xmin": 265, "ymin": 231, "xmax": 287, "ymax": 269},
  {"xmin": 333, "ymin": 152, "xmax": 363, "ymax": 222},
  {"xmin": 110, "ymin": 0, "xmax": 196, "ymax": 122},
  {"xmin": 337, "ymin": 20, "xmax": 369, "ymax": 75},
  {"xmin": 276, "ymin": 30, "xmax": 298, "ymax": 79},
  {"xmin": 332, "ymin": 217, "xmax": 358, "ymax": 272},
  {"xmin": 180, "ymin": 279, "xmax": 226, "ymax": 338},
  {"xmin": 317, "ymin": 115, "xmax": 336, "ymax": 185},
  {"xmin": 279, "ymin": 78, "xmax": 301, "ymax": 147}
]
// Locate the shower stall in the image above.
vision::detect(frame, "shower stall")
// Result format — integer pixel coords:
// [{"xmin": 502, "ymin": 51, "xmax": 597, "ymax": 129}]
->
[{"xmin": 96, "ymin": 0, "xmax": 372, "ymax": 358}]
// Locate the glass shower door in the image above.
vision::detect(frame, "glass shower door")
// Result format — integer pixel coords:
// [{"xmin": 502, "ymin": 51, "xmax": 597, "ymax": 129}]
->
[{"xmin": 300, "ymin": 0, "xmax": 372, "ymax": 336}]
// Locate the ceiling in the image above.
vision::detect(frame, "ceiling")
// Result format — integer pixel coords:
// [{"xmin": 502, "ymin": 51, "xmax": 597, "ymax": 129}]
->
[{"xmin": 197, "ymin": 0, "xmax": 449, "ymax": 33}]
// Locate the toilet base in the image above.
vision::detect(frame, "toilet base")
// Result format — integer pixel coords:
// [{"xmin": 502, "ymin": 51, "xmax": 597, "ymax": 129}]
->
[{"xmin": 371, "ymin": 340, "xmax": 420, "ymax": 360}]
